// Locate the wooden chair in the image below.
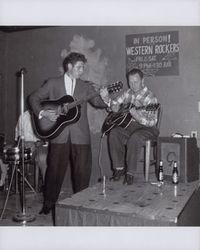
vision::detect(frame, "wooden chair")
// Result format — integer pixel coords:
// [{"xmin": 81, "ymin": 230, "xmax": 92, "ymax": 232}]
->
[{"xmin": 144, "ymin": 105, "xmax": 162, "ymax": 181}]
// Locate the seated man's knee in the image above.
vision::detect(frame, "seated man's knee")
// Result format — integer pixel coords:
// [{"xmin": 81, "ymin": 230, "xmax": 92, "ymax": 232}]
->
[{"xmin": 127, "ymin": 132, "xmax": 146, "ymax": 147}]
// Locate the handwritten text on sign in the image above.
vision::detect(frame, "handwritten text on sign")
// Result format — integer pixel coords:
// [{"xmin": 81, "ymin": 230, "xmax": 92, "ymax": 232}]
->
[{"xmin": 126, "ymin": 31, "xmax": 179, "ymax": 76}]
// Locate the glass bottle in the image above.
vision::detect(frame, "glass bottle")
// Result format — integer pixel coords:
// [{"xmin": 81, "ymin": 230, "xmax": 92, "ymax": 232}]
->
[
  {"xmin": 158, "ymin": 160, "xmax": 164, "ymax": 183},
  {"xmin": 172, "ymin": 161, "xmax": 179, "ymax": 184}
]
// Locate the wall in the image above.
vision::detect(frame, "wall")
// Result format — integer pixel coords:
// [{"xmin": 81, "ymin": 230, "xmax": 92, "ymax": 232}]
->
[
  {"xmin": 0, "ymin": 31, "xmax": 6, "ymax": 134},
  {"xmin": 1, "ymin": 26, "xmax": 200, "ymax": 184}
]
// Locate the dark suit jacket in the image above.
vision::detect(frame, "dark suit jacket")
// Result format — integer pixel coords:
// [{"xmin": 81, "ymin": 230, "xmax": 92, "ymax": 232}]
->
[{"xmin": 28, "ymin": 76, "xmax": 107, "ymax": 144}]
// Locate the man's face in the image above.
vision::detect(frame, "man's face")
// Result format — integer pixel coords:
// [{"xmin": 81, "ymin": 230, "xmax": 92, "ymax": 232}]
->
[
  {"xmin": 128, "ymin": 73, "xmax": 143, "ymax": 92},
  {"xmin": 68, "ymin": 61, "xmax": 85, "ymax": 79}
]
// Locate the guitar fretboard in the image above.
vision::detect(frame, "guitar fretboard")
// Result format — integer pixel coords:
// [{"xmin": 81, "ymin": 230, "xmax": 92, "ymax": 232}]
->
[{"xmin": 119, "ymin": 103, "xmax": 159, "ymax": 112}]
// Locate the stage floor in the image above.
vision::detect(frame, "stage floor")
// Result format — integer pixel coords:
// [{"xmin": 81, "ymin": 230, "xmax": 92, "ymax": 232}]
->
[{"xmin": 56, "ymin": 178, "xmax": 200, "ymax": 226}]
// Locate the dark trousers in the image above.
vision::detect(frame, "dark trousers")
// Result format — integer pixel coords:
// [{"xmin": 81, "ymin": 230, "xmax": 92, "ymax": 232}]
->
[
  {"xmin": 43, "ymin": 140, "xmax": 92, "ymax": 208},
  {"xmin": 108, "ymin": 121, "xmax": 159, "ymax": 175}
]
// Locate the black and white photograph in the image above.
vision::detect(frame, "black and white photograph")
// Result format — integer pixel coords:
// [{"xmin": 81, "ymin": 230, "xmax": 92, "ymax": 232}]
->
[{"xmin": 0, "ymin": 0, "xmax": 200, "ymax": 249}]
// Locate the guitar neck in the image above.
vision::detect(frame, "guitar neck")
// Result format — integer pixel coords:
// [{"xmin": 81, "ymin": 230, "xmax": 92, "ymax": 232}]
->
[{"xmin": 122, "ymin": 103, "xmax": 159, "ymax": 112}]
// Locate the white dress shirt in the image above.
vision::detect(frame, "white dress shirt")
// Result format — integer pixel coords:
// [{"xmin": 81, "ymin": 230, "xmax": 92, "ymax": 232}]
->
[{"xmin": 64, "ymin": 73, "xmax": 76, "ymax": 96}]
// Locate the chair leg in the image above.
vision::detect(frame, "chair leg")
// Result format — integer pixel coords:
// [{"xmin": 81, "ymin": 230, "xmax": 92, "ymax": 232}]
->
[{"xmin": 145, "ymin": 140, "xmax": 151, "ymax": 182}]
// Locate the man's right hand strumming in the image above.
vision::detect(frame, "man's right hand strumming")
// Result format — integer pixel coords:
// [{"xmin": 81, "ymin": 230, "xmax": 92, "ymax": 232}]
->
[{"xmin": 41, "ymin": 110, "xmax": 59, "ymax": 121}]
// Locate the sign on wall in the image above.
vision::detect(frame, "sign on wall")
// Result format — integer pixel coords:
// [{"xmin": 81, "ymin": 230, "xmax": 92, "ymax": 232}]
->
[{"xmin": 126, "ymin": 31, "xmax": 179, "ymax": 76}]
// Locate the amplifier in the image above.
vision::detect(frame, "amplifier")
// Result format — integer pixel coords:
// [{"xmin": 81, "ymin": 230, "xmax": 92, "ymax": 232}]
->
[{"xmin": 157, "ymin": 137, "xmax": 199, "ymax": 183}]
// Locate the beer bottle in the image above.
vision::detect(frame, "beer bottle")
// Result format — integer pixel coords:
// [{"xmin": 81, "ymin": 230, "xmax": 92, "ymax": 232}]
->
[
  {"xmin": 158, "ymin": 160, "xmax": 164, "ymax": 183},
  {"xmin": 172, "ymin": 161, "xmax": 179, "ymax": 184}
]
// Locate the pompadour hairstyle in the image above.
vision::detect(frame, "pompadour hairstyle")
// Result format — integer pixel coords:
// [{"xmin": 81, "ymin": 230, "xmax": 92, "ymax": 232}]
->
[{"xmin": 63, "ymin": 52, "xmax": 87, "ymax": 72}]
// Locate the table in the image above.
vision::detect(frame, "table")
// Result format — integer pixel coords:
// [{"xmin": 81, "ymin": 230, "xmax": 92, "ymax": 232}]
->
[{"xmin": 55, "ymin": 178, "xmax": 200, "ymax": 226}]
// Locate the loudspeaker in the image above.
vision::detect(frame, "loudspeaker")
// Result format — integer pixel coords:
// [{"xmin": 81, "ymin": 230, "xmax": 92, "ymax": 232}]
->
[{"xmin": 157, "ymin": 137, "xmax": 199, "ymax": 183}]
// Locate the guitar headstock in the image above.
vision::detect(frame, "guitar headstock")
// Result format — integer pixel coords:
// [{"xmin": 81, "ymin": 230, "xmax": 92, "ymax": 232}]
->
[
  {"xmin": 107, "ymin": 81, "xmax": 123, "ymax": 94},
  {"xmin": 145, "ymin": 103, "xmax": 160, "ymax": 111}
]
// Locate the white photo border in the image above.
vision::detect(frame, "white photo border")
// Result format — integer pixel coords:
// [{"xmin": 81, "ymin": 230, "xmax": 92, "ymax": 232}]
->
[{"xmin": 0, "ymin": 0, "xmax": 200, "ymax": 249}]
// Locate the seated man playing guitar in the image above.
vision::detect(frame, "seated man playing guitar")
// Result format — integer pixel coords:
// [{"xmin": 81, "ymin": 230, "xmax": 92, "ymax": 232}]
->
[
  {"xmin": 101, "ymin": 68, "xmax": 159, "ymax": 185},
  {"xmin": 28, "ymin": 52, "xmax": 115, "ymax": 215}
]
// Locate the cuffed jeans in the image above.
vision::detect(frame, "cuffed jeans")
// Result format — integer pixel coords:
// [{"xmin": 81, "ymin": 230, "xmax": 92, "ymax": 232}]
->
[{"xmin": 108, "ymin": 121, "xmax": 159, "ymax": 175}]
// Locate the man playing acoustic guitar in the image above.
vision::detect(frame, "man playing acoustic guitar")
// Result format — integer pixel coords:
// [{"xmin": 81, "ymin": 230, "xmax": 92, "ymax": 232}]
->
[
  {"xmin": 28, "ymin": 52, "xmax": 112, "ymax": 215},
  {"xmin": 101, "ymin": 68, "xmax": 160, "ymax": 185}
]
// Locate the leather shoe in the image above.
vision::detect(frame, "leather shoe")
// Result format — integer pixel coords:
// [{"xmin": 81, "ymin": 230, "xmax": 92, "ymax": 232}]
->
[
  {"xmin": 123, "ymin": 173, "xmax": 134, "ymax": 185},
  {"xmin": 110, "ymin": 168, "xmax": 125, "ymax": 181},
  {"xmin": 39, "ymin": 205, "xmax": 54, "ymax": 215}
]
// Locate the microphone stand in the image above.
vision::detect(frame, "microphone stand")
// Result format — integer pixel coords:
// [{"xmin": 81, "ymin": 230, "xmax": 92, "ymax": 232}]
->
[{"xmin": 13, "ymin": 68, "xmax": 35, "ymax": 223}]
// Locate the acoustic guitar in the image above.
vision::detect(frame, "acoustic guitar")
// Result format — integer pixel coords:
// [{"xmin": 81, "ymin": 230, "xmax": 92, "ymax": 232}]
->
[
  {"xmin": 101, "ymin": 103, "xmax": 160, "ymax": 136},
  {"xmin": 31, "ymin": 81, "xmax": 123, "ymax": 139}
]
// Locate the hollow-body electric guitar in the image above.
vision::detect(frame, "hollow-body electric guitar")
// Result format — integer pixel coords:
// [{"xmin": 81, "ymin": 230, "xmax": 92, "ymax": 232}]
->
[
  {"xmin": 101, "ymin": 103, "xmax": 160, "ymax": 136},
  {"xmin": 31, "ymin": 81, "xmax": 123, "ymax": 139}
]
